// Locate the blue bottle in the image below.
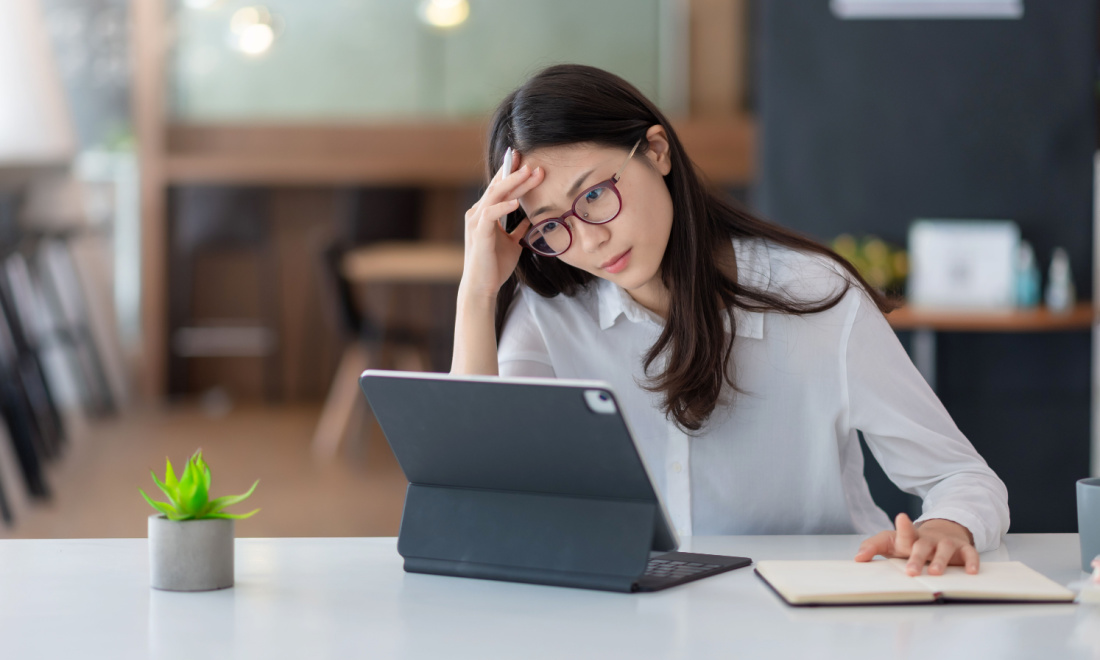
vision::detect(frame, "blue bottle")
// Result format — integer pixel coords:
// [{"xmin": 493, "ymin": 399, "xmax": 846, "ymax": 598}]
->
[{"xmin": 1015, "ymin": 241, "xmax": 1041, "ymax": 308}]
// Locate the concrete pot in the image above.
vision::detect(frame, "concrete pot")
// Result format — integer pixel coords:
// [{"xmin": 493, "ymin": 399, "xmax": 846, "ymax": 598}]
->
[{"xmin": 148, "ymin": 514, "xmax": 234, "ymax": 591}]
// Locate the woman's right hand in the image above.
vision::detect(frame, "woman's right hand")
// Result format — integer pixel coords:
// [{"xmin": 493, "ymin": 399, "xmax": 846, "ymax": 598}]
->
[{"xmin": 461, "ymin": 150, "xmax": 545, "ymax": 302}]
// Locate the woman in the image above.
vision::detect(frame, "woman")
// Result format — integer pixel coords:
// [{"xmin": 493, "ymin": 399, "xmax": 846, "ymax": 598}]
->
[{"xmin": 452, "ymin": 64, "xmax": 1009, "ymax": 576}]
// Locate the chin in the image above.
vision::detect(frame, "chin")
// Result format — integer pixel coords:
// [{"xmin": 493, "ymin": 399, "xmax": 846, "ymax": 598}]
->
[{"xmin": 613, "ymin": 267, "xmax": 660, "ymax": 292}]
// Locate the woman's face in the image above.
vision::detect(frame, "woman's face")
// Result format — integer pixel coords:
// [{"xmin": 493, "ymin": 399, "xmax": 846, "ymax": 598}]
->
[{"xmin": 518, "ymin": 127, "xmax": 674, "ymax": 311}]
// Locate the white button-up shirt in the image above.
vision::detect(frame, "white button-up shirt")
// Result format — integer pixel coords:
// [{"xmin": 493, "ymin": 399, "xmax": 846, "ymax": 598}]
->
[{"xmin": 497, "ymin": 238, "xmax": 1010, "ymax": 552}]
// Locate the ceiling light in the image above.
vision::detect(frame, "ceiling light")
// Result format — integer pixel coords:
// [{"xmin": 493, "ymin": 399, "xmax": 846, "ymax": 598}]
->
[
  {"xmin": 236, "ymin": 23, "xmax": 274, "ymax": 56},
  {"xmin": 418, "ymin": 0, "xmax": 470, "ymax": 29},
  {"xmin": 182, "ymin": 0, "xmax": 225, "ymax": 10},
  {"xmin": 227, "ymin": 6, "xmax": 277, "ymax": 57}
]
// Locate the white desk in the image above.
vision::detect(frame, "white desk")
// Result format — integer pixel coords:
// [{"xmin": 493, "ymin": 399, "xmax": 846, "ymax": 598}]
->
[{"xmin": 0, "ymin": 534, "xmax": 1092, "ymax": 660}]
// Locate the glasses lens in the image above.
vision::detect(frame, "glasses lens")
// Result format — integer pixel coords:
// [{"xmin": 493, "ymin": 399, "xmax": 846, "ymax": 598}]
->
[
  {"xmin": 527, "ymin": 220, "xmax": 571, "ymax": 256},
  {"xmin": 575, "ymin": 185, "xmax": 620, "ymax": 224}
]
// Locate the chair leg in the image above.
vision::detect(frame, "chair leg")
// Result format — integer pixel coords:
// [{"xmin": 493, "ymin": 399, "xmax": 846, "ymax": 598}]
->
[
  {"xmin": 0, "ymin": 462, "xmax": 11, "ymax": 526},
  {"xmin": 311, "ymin": 342, "xmax": 372, "ymax": 461},
  {"xmin": 260, "ymin": 224, "xmax": 282, "ymax": 402},
  {"xmin": 0, "ymin": 376, "xmax": 50, "ymax": 499},
  {"xmin": 36, "ymin": 242, "xmax": 115, "ymax": 415},
  {"xmin": 0, "ymin": 271, "xmax": 62, "ymax": 460},
  {"xmin": 393, "ymin": 345, "xmax": 430, "ymax": 373},
  {"xmin": 342, "ymin": 392, "xmax": 373, "ymax": 462}
]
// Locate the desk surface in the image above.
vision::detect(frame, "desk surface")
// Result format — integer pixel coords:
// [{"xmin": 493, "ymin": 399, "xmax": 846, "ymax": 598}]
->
[{"xmin": 0, "ymin": 534, "xmax": 1093, "ymax": 660}]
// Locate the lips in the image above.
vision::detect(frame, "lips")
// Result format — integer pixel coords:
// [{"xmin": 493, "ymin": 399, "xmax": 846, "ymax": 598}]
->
[{"xmin": 601, "ymin": 249, "xmax": 631, "ymax": 274}]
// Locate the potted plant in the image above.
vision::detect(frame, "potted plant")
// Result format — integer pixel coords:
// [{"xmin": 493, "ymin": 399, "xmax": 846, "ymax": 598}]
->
[{"xmin": 140, "ymin": 449, "xmax": 259, "ymax": 591}]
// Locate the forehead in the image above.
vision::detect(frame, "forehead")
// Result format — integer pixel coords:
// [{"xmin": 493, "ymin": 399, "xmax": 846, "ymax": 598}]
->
[
  {"xmin": 519, "ymin": 143, "xmax": 625, "ymax": 214},
  {"xmin": 521, "ymin": 142, "xmax": 620, "ymax": 169}
]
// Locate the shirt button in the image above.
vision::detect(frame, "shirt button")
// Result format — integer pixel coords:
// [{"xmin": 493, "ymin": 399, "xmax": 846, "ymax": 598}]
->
[{"xmin": 672, "ymin": 462, "xmax": 683, "ymax": 473}]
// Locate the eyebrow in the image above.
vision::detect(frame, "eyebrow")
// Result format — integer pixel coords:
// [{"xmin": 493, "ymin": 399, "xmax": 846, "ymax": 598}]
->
[{"xmin": 530, "ymin": 168, "xmax": 596, "ymax": 219}]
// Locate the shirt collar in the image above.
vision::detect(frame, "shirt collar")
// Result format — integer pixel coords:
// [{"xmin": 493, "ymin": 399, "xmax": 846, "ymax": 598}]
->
[
  {"xmin": 597, "ymin": 276, "xmax": 661, "ymax": 329},
  {"xmin": 595, "ymin": 238, "xmax": 770, "ymax": 339}
]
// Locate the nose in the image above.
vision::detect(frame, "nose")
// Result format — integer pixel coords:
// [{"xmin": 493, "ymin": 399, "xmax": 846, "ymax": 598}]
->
[{"xmin": 571, "ymin": 219, "xmax": 611, "ymax": 254}]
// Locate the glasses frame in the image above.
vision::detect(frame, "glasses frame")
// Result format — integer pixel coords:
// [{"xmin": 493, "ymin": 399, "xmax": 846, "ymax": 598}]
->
[{"xmin": 521, "ymin": 139, "xmax": 643, "ymax": 257}]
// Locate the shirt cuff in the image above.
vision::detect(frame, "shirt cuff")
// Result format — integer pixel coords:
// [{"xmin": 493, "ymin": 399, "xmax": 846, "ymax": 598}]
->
[
  {"xmin": 914, "ymin": 507, "xmax": 1001, "ymax": 553},
  {"xmin": 498, "ymin": 351, "xmax": 554, "ymax": 366}
]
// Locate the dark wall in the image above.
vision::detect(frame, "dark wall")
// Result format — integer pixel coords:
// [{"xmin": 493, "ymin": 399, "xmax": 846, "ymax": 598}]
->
[{"xmin": 754, "ymin": 1, "xmax": 1096, "ymax": 532}]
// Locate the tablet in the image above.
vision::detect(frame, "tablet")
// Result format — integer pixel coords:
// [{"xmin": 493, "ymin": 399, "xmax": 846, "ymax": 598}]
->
[{"xmin": 361, "ymin": 370, "xmax": 677, "ymax": 546}]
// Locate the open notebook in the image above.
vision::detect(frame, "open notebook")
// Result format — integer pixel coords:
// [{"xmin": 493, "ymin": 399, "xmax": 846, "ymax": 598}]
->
[{"xmin": 755, "ymin": 560, "xmax": 1075, "ymax": 606}]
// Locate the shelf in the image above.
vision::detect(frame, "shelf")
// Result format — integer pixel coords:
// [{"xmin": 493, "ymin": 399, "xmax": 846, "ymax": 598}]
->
[{"xmin": 886, "ymin": 302, "xmax": 1094, "ymax": 332}]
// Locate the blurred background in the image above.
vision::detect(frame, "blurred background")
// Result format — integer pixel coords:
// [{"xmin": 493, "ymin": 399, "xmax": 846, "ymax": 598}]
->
[{"xmin": 0, "ymin": 0, "xmax": 1094, "ymax": 538}]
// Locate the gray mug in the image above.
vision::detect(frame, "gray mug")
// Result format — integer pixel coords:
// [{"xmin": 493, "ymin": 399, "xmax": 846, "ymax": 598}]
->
[{"xmin": 1077, "ymin": 478, "xmax": 1100, "ymax": 572}]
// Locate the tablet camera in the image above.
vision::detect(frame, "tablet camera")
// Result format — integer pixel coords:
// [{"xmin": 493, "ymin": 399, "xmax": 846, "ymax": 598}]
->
[{"xmin": 583, "ymin": 390, "xmax": 617, "ymax": 415}]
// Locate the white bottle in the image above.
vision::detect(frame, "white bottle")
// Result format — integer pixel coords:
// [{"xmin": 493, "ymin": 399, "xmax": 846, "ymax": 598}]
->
[{"xmin": 1044, "ymin": 247, "xmax": 1076, "ymax": 314}]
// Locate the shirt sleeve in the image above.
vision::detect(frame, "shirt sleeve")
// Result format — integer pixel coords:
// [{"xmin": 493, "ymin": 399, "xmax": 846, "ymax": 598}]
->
[
  {"xmin": 843, "ymin": 290, "xmax": 1010, "ymax": 552},
  {"xmin": 497, "ymin": 287, "xmax": 556, "ymax": 379}
]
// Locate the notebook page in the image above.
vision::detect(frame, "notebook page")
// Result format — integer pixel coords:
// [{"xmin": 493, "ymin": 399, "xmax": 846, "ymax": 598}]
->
[
  {"xmin": 756, "ymin": 560, "xmax": 936, "ymax": 604},
  {"xmin": 896, "ymin": 560, "xmax": 1075, "ymax": 601}
]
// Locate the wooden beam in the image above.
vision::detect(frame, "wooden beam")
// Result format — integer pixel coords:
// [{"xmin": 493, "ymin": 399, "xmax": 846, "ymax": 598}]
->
[
  {"xmin": 131, "ymin": 0, "xmax": 168, "ymax": 401},
  {"xmin": 689, "ymin": 0, "xmax": 749, "ymax": 117},
  {"xmin": 675, "ymin": 116, "xmax": 755, "ymax": 185},
  {"xmin": 162, "ymin": 118, "xmax": 754, "ymax": 186}
]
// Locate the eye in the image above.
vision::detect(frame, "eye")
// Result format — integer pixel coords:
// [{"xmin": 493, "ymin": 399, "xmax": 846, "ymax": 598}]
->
[
  {"xmin": 541, "ymin": 220, "xmax": 562, "ymax": 234},
  {"xmin": 584, "ymin": 187, "xmax": 606, "ymax": 203}
]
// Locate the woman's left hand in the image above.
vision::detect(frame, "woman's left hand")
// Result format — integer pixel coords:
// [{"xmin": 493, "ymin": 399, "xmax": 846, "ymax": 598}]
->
[{"xmin": 854, "ymin": 512, "xmax": 979, "ymax": 575}]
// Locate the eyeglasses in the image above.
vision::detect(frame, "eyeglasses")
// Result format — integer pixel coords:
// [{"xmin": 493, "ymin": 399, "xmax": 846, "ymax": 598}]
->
[{"xmin": 522, "ymin": 139, "xmax": 642, "ymax": 257}]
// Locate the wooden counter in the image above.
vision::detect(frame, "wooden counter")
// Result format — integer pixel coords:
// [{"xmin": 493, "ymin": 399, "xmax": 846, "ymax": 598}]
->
[{"xmin": 887, "ymin": 302, "xmax": 1094, "ymax": 332}]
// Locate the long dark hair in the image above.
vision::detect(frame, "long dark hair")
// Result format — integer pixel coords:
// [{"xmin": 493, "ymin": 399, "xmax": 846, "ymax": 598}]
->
[{"xmin": 488, "ymin": 64, "xmax": 896, "ymax": 432}]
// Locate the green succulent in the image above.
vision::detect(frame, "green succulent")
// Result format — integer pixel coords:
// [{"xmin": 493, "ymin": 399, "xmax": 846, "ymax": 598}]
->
[
  {"xmin": 140, "ymin": 450, "xmax": 259, "ymax": 521},
  {"xmin": 831, "ymin": 233, "xmax": 908, "ymax": 294}
]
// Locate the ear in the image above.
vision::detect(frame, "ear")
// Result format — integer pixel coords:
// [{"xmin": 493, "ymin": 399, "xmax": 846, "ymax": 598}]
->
[{"xmin": 643, "ymin": 125, "xmax": 672, "ymax": 176}]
